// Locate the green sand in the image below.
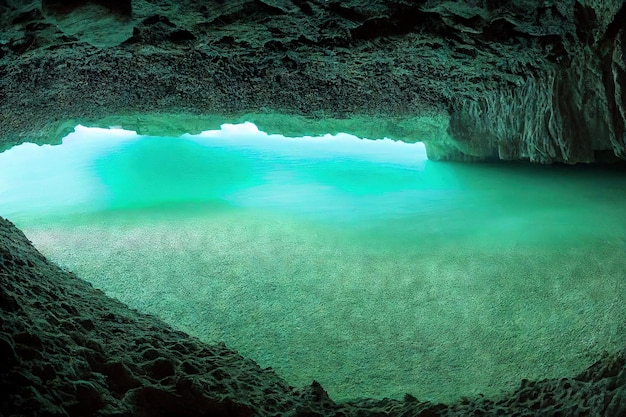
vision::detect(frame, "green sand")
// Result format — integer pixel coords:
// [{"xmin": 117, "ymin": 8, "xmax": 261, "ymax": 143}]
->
[
  {"xmin": 23, "ymin": 208, "xmax": 626, "ymax": 402},
  {"xmin": 1, "ymin": 127, "xmax": 625, "ymax": 402}
]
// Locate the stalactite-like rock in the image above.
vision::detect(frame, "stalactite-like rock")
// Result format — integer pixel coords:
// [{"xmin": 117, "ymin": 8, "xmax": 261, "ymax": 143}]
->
[
  {"xmin": 0, "ymin": 0, "xmax": 624, "ymax": 163},
  {"xmin": 443, "ymin": 1, "xmax": 626, "ymax": 163}
]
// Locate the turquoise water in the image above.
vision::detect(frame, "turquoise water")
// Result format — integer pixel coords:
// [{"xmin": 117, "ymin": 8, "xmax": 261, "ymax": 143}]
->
[{"xmin": 1, "ymin": 124, "xmax": 625, "ymax": 402}]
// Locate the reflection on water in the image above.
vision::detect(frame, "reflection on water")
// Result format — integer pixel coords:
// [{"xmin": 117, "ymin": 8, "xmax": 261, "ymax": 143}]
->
[
  {"xmin": 0, "ymin": 123, "xmax": 625, "ymax": 402},
  {"xmin": 2, "ymin": 124, "xmax": 624, "ymax": 249}
]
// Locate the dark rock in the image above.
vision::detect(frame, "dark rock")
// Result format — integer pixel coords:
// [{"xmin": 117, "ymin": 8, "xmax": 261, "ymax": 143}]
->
[
  {"xmin": 181, "ymin": 360, "xmax": 200, "ymax": 375},
  {"xmin": 98, "ymin": 361, "xmax": 141, "ymax": 395},
  {"xmin": 1, "ymin": 2, "xmax": 626, "ymax": 411},
  {"xmin": 13, "ymin": 332, "xmax": 42, "ymax": 350},
  {"xmin": 606, "ymin": 385, "xmax": 626, "ymax": 416},
  {"xmin": 0, "ymin": 1, "xmax": 624, "ymax": 163},
  {"xmin": 0, "ymin": 288, "xmax": 20, "ymax": 312},
  {"xmin": 11, "ymin": 8, "xmax": 43, "ymax": 25},
  {"xmin": 66, "ymin": 381, "xmax": 105, "ymax": 417},
  {"xmin": 170, "ymin": 29, "xmax": 196, "ymax": 42},
  {"xmin": 78, "ymin": 317, "xmax": 95, "ymax": 331},
  {"xmin": 60, "ymin": 301, "xmax": 78, "ymax": 315},
  {"xmin": 42, "ymin": 0, "xmax": 132, "ymax": 17},
  {"xmin": 32, "ymin": 362, "xmax": 56, "ymax": 382},
  {"xmin": 143, "ymin": 357, "xmax": 176, "ymax": 380},
  {"xmin": 130, "ymin": 385, "xmax": 254, "ymax": 417},
  {"xmin": 141, "ymin": 347, "xmax": 161, "ymax": 361},
  {"xmin": 0, "ymin": 333, "xmax": 17, "ymax": 372}
]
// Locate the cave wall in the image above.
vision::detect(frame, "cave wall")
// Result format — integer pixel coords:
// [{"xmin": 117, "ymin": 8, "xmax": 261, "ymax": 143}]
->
[
  {"xmin": 0, "ymin": 0, "xmax": 624, "ymax": 162},
  {"xmin": 446, "ymin": 1, "xmax": 626, "ymax": 163},
  {"xmin": 2, "ymin": 2, "xmax": 626, "ymax": 414}
]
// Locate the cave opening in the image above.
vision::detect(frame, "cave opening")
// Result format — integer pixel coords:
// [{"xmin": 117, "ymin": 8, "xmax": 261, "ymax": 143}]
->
[{"xmin": 0, "ymin": 123, "xmax": 625, "ymax": 403}]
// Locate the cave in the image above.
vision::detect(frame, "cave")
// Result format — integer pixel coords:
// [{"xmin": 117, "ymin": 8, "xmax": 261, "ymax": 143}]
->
[
  {"xmin": 1, "ymin": 1, "xmax": 626, "ymax": 416},
  {"xmin": 42, "ymin": 0, "xmax": 132, "ymax": 17}
]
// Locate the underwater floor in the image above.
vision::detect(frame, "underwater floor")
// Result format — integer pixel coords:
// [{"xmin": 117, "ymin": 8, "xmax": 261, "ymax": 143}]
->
[{"xmin": 1, "ymin": 124, "xmax": 625, "ymax": 403}]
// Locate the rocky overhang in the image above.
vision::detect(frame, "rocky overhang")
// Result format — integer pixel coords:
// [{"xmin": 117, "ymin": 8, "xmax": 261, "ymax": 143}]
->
[{"xmin": 0, "ymin": 0, "xmax": 625, "ymax": 163}]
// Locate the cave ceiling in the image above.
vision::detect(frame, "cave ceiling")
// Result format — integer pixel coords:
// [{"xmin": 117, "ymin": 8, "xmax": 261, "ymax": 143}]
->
[{"xmin": 0, "ymin": 0, "xmax": 625, "ymax": 163}]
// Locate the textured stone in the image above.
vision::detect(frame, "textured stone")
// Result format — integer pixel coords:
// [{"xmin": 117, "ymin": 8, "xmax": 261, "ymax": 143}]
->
[
  {"xmin": 42, "ymin": 0, "xmax": 132, "ymax": 17},
  {"xmin": 0, "ymin": 1, "xmax": 624, "ymax": 163}
]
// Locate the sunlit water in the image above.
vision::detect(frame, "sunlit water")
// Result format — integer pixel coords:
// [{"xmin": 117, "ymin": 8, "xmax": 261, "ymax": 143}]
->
[{"xmin": 1, "ymin": 124, "xmax": 625, "ymax": 403}]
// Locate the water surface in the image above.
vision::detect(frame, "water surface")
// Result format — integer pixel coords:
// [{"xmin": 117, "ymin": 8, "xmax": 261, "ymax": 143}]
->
[{"xmin": 1, "ymin": 124, "xmax": 624, "ymax": 402}]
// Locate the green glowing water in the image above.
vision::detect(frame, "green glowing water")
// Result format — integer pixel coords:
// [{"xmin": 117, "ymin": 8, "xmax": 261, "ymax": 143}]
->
[{"xmin": 1, "ymin": 125, "xmax": 625, "ymax": 402}]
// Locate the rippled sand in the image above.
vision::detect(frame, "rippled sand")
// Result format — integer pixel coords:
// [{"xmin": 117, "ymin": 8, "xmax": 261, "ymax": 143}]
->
[{"xmin": 23, "ymin": 203, "xmax": 626, "ymax": 403}]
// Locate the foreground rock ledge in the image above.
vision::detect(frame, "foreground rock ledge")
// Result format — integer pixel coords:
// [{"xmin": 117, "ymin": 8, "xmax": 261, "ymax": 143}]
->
[
  {"xmin": 1, "ymin": 0, "xmax": 625, "ymax": 163},
  {"xmin": 1, "ymin": 215, "xmax": 626, "ymax": 416}
]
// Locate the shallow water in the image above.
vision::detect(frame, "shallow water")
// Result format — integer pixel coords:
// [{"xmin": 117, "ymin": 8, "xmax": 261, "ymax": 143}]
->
[{"xmin": 1, "ymin": 124, "xmax": 625, "ymax": 402}]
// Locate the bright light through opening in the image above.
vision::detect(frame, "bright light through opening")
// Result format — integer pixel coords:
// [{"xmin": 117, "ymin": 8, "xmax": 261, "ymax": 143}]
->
[{"xmin": 0, "ymin": 123, "xmax": 428, "ymax": 222}]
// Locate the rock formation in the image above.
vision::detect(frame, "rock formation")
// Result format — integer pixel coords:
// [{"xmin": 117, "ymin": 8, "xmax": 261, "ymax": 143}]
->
[
  {"xmin": 2, "ymin": 1, "xmax": 626, "ymax": 415},
  {"xmin": 0, "ymin": 0, "xmax": 624, "ymax": 162}
]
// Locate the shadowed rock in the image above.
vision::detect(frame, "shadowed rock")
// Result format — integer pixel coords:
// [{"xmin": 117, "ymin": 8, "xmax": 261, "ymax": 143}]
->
[
  {"xmin": 1, "ymin": 2, "xmax": 626, "ymax": 415},
  {"xmin": 42, "ymin": 0, "xmax": 132, "ymax": 17},
  {"xmin": 0, "ymin": 0, "xmax": 624, "ymax": 163}
]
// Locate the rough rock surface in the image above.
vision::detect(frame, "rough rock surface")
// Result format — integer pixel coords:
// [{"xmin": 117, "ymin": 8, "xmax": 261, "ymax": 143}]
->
[
  {"xmin": 0, "ymin": 0, "xmax": 625, "ymax": 163},
  {"xmin": 2, "ymin": 2, "xmax": 626, "ymax": 415},
  {"xmin": 1, "ymin": 215, "xmax": 626, "ymax": 416}
]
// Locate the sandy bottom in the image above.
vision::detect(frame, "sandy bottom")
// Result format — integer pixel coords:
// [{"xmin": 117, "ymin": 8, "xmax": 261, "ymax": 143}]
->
[{"xmin": 23, "ymin": 206, "xmax": 626, "ymax": 403}]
